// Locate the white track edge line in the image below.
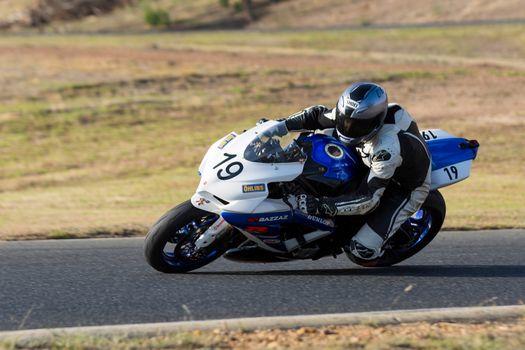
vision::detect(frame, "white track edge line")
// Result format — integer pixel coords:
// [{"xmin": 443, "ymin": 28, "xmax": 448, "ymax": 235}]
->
[{"xmin": 1, "ymin": 305, "xmax": 524, "ymax": 341}]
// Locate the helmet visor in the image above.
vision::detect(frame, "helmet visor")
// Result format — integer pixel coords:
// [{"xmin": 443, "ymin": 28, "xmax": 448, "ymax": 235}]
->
[{"xmin": 335, "ymin": 109, "xmax": 378, "ymax": 138}]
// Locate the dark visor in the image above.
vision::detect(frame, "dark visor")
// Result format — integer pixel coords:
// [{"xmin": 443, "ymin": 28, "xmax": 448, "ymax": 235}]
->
[{"xmin": 336, "ymin": 110, "xmax": 378, "ymax": 138}]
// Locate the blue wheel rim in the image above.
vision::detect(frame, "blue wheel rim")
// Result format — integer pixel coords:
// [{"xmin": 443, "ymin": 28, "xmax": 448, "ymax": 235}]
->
[
  {"xmin": 392, "ymin": 209, "xmax": 433, "ymax": 253},
  {"xmin": 161, "ymin": 214, "xmax": 223, "ymax": 268}
]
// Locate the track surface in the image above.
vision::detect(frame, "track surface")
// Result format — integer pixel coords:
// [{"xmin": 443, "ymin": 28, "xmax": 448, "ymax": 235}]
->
[{"xmin": 1, "ymin": 230, "xmax": 524, "ymax": 331}]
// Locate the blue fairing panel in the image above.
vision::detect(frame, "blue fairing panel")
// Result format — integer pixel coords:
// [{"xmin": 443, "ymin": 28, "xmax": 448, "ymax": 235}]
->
[
  {"xmin": 426, "ymin": 137, "xmax": 478, "ymax": 170},
  {"xmin": 221, "ymin": 211, "xmax": 292, "ymax": 227},
  {"xmin": 221, "ymin": 210, "xmax": 335, "ymax": 232},
  {"xmin": 221, "ymin": 210, "xmax": 335, "ymax": 252}
]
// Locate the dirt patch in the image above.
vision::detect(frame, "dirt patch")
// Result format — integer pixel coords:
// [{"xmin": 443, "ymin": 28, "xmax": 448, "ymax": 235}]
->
[
  {"xmin": 212, "ymin": 318, "xmax": 525, "ymax": 349},
  {"xmin": 251, "ymin": 0, "xmax": 525, "ymax": 29},
  {"xmin": 4, "ymin": 318, "xmax": 525, "ymax": 349},
  {"xmin": 31, "ymin": 0, "xmax": 131, "ymax": 25},
  {"xmin": 0, "ymin": 0, "xmax": 131, "ymax": 29}
]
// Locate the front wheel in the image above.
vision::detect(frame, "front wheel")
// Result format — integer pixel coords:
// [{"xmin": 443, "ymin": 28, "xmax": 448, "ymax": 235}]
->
[
  {"xmin": 144, "ymin": 200, "xmax": 233, "ymax": 273},
  {"xmin": 347, "ymin": 190, "xmax": 446, "ymax": 267}
]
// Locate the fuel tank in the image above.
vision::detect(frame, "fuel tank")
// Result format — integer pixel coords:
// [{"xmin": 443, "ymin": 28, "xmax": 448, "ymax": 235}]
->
[{"xmin": 298, "ymin": 134, "xmax": 365, "ymax": 196}]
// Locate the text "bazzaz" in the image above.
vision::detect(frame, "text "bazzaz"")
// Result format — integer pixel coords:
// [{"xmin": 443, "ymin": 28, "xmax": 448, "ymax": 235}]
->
[{"xmin": 258, "ymin": 215, "xmax": 289, "ymax": 222}]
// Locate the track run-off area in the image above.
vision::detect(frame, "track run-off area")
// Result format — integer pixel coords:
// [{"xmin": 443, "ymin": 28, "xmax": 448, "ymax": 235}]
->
[{"xmin": 1, "ymin": 229, "xmax": 524, "ymax": 331}]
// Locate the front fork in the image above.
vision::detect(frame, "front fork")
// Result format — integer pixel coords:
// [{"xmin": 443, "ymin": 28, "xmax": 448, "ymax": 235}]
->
[{"xmin": 194, "ymin": 216, "xmax": 232, "ymax": 249}]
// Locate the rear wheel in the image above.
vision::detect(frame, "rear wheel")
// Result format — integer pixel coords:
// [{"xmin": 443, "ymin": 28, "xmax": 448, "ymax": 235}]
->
[
  {"xmin": 347, "ymin": 190, "xmax": 446, "ymax": 267},
  {"xmin": 144, "ymin": 200, "xmax": 233, "ymax": 273}
]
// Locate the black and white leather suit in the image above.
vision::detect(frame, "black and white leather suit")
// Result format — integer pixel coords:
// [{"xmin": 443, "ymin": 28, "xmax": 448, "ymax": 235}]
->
[{"xmin": 286, "ymin": 104, "xmax": 432, "ymax": 256}]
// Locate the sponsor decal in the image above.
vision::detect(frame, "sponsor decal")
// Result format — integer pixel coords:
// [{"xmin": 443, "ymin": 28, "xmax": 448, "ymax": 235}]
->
[
  {"xmin": 218, "ymin": 133, "xmax": 237, "ymax": 150},
  {"xmin": 319, "ymin": 203, "xmax": 338, "ymax": 217},
  {"xmin": 372, "ymin": 149, "xmax": 392, "ymax": 162},
  {"xmin": 195, "ymin": 197, "xmax": 210, "ymax": 206},
  {"xmin": 210, "ymin": 218, "xmax": 225, "ymax": 230},
  {"xmin": 345, "ymin": 98, "xmax": 359, "ymax": 109},
  {"xmin": 247, "ymin": 214, "xmax": 289, "ymax": 223},
  {"xmin": 246, "ymin": 226, "xmax": 269, "ymax": 234},
  {"xmin": 307, "ymin": 215, "xmax": 333, "ymax": 227},
  {"xmin": 248, "ymin": 215, "xmax": 288, "ymax": 222},
  {"xmin": 259, "ymin": 215, "xmax": 289, "ymax": 222},
  {"xmin": 242, "ymin": 183, "xmax": 266, "ymax": 193}
]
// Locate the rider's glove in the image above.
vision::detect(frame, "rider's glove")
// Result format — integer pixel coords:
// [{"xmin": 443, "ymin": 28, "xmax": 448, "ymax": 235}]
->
[
  {"xmin": 256, "ymin": 117, "xmax": 269, "ymax": 125},
  {"xmin": 296, "ymin": 194, "xmax": 338, "ymax": 217},
  {"xmin": 303, "ymin": 105, "xmax": 329, "ymax": 119},
  {"xmin": 285, "ymin": 105, "xmax": 330, "ymax": 131}
]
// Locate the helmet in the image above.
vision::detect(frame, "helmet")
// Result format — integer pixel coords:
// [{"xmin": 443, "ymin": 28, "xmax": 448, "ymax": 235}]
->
[{"xmin": 335, "ymin": 82, "xmax": 388, "ymax": 146}]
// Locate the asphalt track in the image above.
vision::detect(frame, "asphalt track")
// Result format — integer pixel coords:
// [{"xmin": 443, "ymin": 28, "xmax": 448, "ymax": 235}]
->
[{"xmin": 1, "ymin": 230, "xmax": 524, "ymax": 331}]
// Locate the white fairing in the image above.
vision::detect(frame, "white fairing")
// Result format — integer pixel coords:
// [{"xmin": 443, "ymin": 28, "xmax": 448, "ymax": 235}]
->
[
  {"xmin": 191, "ymin": 121, "xmax": 305, "ymax": 214},
  {"xmin": 421, "ymin": 129, "xmax": 475, "ymax": 191},
  {"xmin": 430, "ymin": 160, "xmax": 473, "ymax": 190},
  {"xmin": 421, "ymin": 129, "xmax": 456, "ymax": 140}
]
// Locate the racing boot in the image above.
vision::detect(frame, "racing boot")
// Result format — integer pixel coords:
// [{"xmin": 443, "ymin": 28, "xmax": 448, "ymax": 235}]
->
[{"xmin": 347, "ymin": 224, "xmax": 384, "ymax": 260}]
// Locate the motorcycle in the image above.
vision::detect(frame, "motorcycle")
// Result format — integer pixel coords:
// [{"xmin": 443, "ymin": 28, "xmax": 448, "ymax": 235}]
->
[{"xmin": 144, "ymin": 120, "xmax": 479, "ymax": 273}]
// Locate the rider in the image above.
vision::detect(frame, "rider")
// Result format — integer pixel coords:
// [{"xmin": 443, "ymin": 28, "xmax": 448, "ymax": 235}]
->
[{"xmin": 285, "ymin": 82, "xmax": 431, "ymax": 260}]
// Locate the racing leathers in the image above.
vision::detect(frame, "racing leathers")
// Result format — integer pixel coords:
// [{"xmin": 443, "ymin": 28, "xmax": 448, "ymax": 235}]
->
[{"xmin": 286, "ymin": 104, "xmax": 432, "ymax": 260}]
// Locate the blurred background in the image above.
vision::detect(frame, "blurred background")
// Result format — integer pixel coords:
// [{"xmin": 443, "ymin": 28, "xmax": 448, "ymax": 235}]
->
[{"xmin": 0, "ymin": 0, "xmax": 524, "ymax": 240}]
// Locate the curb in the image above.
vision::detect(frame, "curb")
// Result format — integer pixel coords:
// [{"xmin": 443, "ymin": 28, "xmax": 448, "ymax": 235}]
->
[{"xmin": 1, "ymin": 305, "xmax": 524, "ymax": 342}]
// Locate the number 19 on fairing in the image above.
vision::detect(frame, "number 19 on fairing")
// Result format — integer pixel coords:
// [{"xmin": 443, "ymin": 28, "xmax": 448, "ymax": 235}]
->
[
  {"xmin": 213, "ymin": 153, "xmax": 244, "ymax": 180},
  {"xmin": 443, "ymin": 166, "xmax": 458, "ymax": 180}
]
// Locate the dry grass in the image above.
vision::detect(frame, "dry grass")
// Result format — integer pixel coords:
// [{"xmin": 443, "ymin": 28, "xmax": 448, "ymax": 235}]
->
[
  {"xmin": 7, "ymin": 0, "xmax": 525, "ymax": 32},
  {"xmin": 2, "ymin": 318, "xmax": 525, "ymax": 349},
  {"xmin": 250, "ymin": 0, "xmax": 525, "ymax": 28},
  {"xmin": 0, "ymin": 25, "xmax": 524, "ymax": 239}
]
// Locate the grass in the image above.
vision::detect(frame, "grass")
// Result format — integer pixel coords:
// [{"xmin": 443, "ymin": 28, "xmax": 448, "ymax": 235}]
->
[
  {"xmin": 0, "ymin": 24, "xmax": 524, "ymax": 239},
  {"xmin": 1, "ymin": 24, "xmax": 525, "ymax": 61},
  {"xmin": 10, "ymin": 0, "xmax": 525, "ymax": 34},
  {"xmin": 2, "ymin": 319, "xmax": 525, "ymax": 349}
]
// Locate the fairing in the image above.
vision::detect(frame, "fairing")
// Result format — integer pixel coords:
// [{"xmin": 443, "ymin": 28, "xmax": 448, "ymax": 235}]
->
[
  {"xmin": 193, "ymin": 121, "xmax": 305, "ymax": 214},
  {"xmin": 423, "ymin": 129, "xmax": 479, "ymax": 190}
]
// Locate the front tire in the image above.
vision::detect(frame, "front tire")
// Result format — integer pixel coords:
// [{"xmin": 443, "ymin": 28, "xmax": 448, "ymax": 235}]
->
[
  {"xmin": 144, "ymin": 200, "xmax": 232, "ymax": 273},
  {"xmin": 347, "ymin": 190, "xmax": 446, "ymax": 267}
]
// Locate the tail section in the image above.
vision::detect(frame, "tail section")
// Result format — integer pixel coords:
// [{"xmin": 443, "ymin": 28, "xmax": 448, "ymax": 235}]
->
[{"xmin": 422, "ymin": 129, "xmax": 479, "ymax": 190}]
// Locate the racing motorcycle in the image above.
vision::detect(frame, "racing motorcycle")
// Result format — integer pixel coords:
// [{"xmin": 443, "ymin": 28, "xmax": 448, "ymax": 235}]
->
[{"xmin": 144, "ymin": 120, "xmax": 479, "ymax": 273}]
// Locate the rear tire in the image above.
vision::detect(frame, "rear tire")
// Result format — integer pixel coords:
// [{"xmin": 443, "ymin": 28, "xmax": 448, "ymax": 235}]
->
[
  {"xmin": 144, "ymin": 200, "xmax": 232, "ymax": 273},
  {"xmin": 347, "ymin": 190, "xmax": 446, "ymax": 267}
]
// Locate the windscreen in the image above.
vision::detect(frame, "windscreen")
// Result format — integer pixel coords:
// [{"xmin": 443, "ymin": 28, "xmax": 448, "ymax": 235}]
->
[{"xmin": 244, "ymin": 122, "xmax": 306, "ymax": 163}]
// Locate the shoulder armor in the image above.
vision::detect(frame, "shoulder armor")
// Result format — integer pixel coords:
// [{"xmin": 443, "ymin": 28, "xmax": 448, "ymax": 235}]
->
[{"xmin": 384, "ymin": 104, "xmax": 402, "ymax": 124}]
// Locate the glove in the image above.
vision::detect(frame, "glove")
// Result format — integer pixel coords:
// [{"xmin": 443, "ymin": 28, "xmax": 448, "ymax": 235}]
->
[
  {"xmin": 285, "ymin": 105, "xmax": 330, "ymax": 131},
  {"xmin": 256, "ymin": 117, "xmax": 269, "ymax": 125},
  {"xmin": 296, "ymin": 194, "xmax": 338, "ymax": 217},
  {"xmin": 303, "ymin": 105, "xmax": 329, "ymax": 119}
]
